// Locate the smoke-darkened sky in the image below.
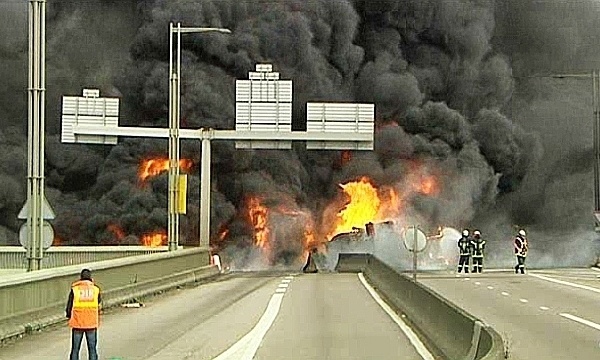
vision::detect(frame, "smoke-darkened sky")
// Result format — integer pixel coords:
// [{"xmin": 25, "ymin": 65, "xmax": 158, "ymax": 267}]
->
[{"xmin": 0, "ymin": 0, "xmax": 598, "ymax": 267}]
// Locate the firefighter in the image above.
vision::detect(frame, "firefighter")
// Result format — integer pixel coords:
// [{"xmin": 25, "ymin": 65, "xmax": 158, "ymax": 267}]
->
[
  {"xmin": 470, "ymin": 230, "xmax": 486, "ymax": 273},
  {"xmin": 514, "ymin": 229, "xmax": 528, "ymax": 274},
  {"xmin": 457, "ymin": 229, "xmax": 471, "ymax": 273},
  {"xmin": 66, "ymin": 269, "xmax": 101, "ymax": 360}
]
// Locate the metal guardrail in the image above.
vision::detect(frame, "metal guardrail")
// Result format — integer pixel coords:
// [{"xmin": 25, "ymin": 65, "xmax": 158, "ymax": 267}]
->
[
  {"xmin": 0, "ymin": 246, "xmax": 174, "ymax": 269},
  {"xmin": 0, "ymin": 247, "xmax": 217, "ymax": 343},
  {"xmin": 336, "ymin": 254, "xmax": 505, "ymax": 360}
]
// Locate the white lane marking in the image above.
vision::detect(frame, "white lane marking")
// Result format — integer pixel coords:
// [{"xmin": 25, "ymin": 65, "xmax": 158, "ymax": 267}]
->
[
  {"xmin": 487, "ymin": 286, "xmax": 494, "ymax": 290},
  {"xmin": 530, "ymin": 273, "xmax": 600, "ymax": 294},
  {"xmin": 560, "ymin": 313, "xmax": 600, "ymax": 332},
  {"xmin": 501, "ymin": 292, "xmax": 509, "ymax": 296},
  {"xmin": 285, "ymin": 276, "xmax": 294, "ymax": 279},
  {"xmin": 275, "ymin": 288, "xmax": 286, "ymax": 293},
  {"xmin": 358, "ymin": 273, "xmax": 435, "ymax": 360},
  {"xmin": 464, "ymin": 278, "xmax": 470, "ymax": 281},
  {"xmin": 519, "ymin": 299, "xmax": 529, "ymax": 303},
  {"xmin": 474, "ymin": 282, "xmax": 481, "ymax": 285},
  {"xmin": 212, "ymin": 288, "xmax": 287, "ymax": 359},
  {"xmin": 539, "ymin": 306, "xmax": 549, "ymax": 311},
  {"xmin": 278, "ymin": 283, "xmax": 289, "ymax": 288},
  {"xmin": 590, "ymin": 267, "xmax": 600, "ymax": 272},
  {"xmin": 281, "ymin": 279, "xmax": 292, "ymax": 283}
]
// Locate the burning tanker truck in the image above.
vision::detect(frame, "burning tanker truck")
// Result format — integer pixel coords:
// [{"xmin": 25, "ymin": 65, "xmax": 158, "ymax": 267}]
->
[{"xmin": 317, "ymin": 222, "xmax": 461, "ymax": 272}]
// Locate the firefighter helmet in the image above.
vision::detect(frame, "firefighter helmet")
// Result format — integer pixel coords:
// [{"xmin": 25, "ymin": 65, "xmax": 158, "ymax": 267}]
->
[
  {"xmin": 462, "ymin": 229, "xmax": 469, "ymax": 236},
  {"xmin": 518, "ymin": 229, "xmax": 526, "ymax": 237},
  {"xmin": 473, "ymin": 230, "xmax": 481, "ymax": 237}
]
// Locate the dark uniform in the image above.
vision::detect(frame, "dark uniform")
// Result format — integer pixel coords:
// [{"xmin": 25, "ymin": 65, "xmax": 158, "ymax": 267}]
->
[
  {"xmin": 457, "ymin": 231, "xmax": 471, "ymax": 273},
  {"xmin": 470, "ymin": 231, "xmax": 485, "ymax": 273},
  {"xmin": 514, "ymin": 231, "xmax": 528, "ymax": 274}
]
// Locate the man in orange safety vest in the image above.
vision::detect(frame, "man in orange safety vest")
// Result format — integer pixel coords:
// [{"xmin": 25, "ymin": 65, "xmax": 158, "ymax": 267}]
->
[{"xmin": 66, "ymin": 268, "xmax": 101, "ymax": 360}]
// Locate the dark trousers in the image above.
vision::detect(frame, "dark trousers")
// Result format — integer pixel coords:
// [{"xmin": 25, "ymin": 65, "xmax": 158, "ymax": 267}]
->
[
  {"xmin": 515, "ymin": 255, "xmax": 526, "ymax": 274},
  {"xmin": 458, "ymin": 255, "xmax": 470, "ymax": 272},
  {"xmin": 69, "ymin": 328, "xmax": 98, "ymax": 360},
  {"xmin": 472, "ymin": 256, "xmax": 483, "ymax": 273}
]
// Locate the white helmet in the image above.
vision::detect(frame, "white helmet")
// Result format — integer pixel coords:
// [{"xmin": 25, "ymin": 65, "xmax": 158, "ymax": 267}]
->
[
  {"xmin": 518, "ymin": 229, "xmax": 526, "ymax": 237},
  {"xmin": 462, "ymin": 229, "xmax": 469, "ymax": 236},
  {"xmin": 473, "ymin": 230, "xmax": 481, "ymax": 236}
]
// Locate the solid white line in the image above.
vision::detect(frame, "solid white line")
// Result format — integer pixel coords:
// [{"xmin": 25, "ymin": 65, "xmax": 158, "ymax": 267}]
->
[
  {"xmin": 519, "ymin": 299, "xmax": 528, "ymax": 303},
  {"xmin": 212, "ymin": 293, "xmax": 285, "ymax": 360},
  {"xmin": 501, "ymin": 292, "xmax": 509, "ymax": 296},
  {"xmin": 358, "ymin": 273, "xmax": 435, "ymax": 360},
  {"xmin": 530, "ymin": 273, "xmax": 600, "ymax": 294},
  {"xmin": 560, "ymin": 313, "xmax": 600, "ymax": 332},
  {"xmin": 539, "ymin": 306, "xmax": 549, "ymax": 311},
  {"xmin": 487, "ymin": 286, "xmax": 494, "ymax": 290}
]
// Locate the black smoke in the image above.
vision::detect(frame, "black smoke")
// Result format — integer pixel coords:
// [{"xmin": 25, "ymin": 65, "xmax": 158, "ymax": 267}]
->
[{"xmin": 4, "ymin": 0, "xmax": 592, "ymax": 267}]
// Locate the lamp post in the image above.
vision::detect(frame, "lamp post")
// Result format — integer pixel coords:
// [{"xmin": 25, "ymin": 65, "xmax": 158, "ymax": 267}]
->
[
  {"xmin": 541, "ymin": 71, "xmax": 600, "ymax": 230},
  {"xmin": 168, "ymin": 23, "xmax": 231, "ymax": 251}
]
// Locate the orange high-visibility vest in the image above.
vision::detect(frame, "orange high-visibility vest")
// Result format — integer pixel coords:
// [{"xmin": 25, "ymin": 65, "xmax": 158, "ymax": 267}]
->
[{"xmin": 68, "ymin": 280, "xmax": 100, "ymax": 329}]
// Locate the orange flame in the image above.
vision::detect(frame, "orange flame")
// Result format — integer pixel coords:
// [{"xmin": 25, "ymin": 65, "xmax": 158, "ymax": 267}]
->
[
  {"xmin": 418, "ymin": 175, "xmax": 439, "ymax": 195},
  {"xmin": 139, "ymin": 158, "xmax": 193, "ymax": 182},
  {"xmin": 141, "ymin": 230, "xmax": 167, "ymax": 247},
  {"xmin": 248, "ymin": 197, "xmax": 270, "ymax": 250},
  {"xmin": 107, "ymin": 223, "xmax": 125, "ymax": 241},
  {"xmin": 327, "ymin": 177, "xmax": 382, "ymax": 239}
]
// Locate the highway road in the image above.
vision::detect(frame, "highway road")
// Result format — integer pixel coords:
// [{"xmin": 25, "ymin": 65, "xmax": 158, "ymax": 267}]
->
[
  {"xmin": 0, "ymin": 273, "xmax": 429, "ymax": 360},
  {"xmin": 419, "ymin": 267, "xmax": 600, "ymax": 360}
]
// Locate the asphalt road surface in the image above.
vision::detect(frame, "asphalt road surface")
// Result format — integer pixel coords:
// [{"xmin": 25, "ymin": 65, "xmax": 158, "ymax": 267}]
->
[
  {"xmin": 419, "ymin": 267, "xmax": 600, "ymax": 360},
  {"xmin": 0, "ymin": 273, "xmax": 427, "ymax": 360}
]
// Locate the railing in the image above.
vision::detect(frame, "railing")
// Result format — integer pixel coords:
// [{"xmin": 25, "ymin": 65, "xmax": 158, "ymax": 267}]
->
[
  {"xmin": 0, "ymin": 246, "xmax": 175, "ymax": 269},
  {"xmin": 0, "ymin": 247, "xmax": 216, "ymax": 343}
]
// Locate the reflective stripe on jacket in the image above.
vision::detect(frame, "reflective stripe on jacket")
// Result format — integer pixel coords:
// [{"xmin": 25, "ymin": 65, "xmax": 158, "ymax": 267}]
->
[
  {"xmin": 471, "ymin": 239, "xmax": 485, "ymax": 258},
  {"xmin": 458, "ymin": 237, "xmax": 471, "ymax": 256},
  {"xmin": 514, "ymin": 236, "xmax": 528, "ymax": 257},
  {"xmin": 68, "ymin": 280, "xmax": 100, "ymax": 329}
]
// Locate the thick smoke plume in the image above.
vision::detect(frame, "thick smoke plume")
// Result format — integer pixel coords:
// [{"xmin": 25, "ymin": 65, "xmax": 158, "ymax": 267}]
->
[{"xmin": 0, "ymin": 0, "xmax": 596, "ymax": 269}]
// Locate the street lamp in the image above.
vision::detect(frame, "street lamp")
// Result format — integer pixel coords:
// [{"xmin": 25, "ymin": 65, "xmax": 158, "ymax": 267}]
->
[
  {"xmin": 526, "ymin": 71, "xmax": 600, "ymax": 230},
  {"xmin": 168, "ymin": 23, "xmax": 231, "ymax": 251}
]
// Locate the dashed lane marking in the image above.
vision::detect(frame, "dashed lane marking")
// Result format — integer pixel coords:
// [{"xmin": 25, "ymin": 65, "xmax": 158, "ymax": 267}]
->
[
  {"xmin": 539, "ymin": 306, "xmax": 549, "ymax": 311},
  {"xmin": 487, "ymin": 286, "xmax": 494, "ymax": 290},
  {"xmin": 519, "ymin": 299, "xmax": 529, "ymax": 303},
  {"xmin": 474, "ymin": 282, "xmax": 481, "ymax": 285},
  {"xmin": 212, "ymin": 278, "xmax": 291, "ymax": 360},
  {"xmin": 501, "ymin": 292, "xmax": 509, "ymax": 296}
]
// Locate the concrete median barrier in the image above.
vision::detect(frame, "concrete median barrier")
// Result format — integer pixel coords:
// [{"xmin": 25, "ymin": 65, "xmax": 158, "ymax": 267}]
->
[
  {"xmin": 337, "ymin": 253, "xmax": 505, "ymax": 360},
  {"xmin": 0, "ymin": 247, "xmax": 219, "ymax": 343}
]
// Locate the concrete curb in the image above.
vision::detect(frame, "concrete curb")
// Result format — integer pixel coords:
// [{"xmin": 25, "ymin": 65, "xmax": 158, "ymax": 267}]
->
[{"xmin": 337, "ymin": 254, "xmax": 505, "ymax": 360}]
